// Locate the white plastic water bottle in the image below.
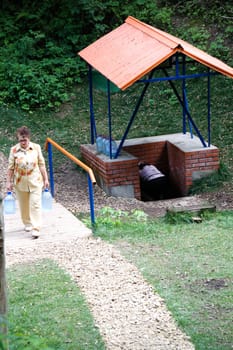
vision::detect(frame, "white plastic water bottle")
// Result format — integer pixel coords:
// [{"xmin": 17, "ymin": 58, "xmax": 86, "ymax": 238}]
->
[
  {"xmin": 4, "ymin": 191, "xmax": 16, "ymax": 215},
  {"xmin": 111, "ymin": 140, "xmax": 118, "ymax": 158},
  {"xmin": 96, "ymin": 135, "xmax": 103, "ymax": 153},
  {"xmin": 105, "ymin": 139, "xmax": 118, "ymax": 158},
  {"xmin": 104, "ymin": 138, "xmax": 110, "ymax": 156},
  {"xmin": 42, "ymin": 189, "xmax": 53, "ymax": 211},
  {"xmin": 103, "ymin": 137, "xmax": 112, "ymax": 155}
]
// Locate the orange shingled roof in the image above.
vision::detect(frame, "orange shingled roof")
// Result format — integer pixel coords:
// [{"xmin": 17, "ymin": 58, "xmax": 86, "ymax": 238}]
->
[{"xmin": 78, "ymin": 16, "xmax": 233, "ymax": 90}]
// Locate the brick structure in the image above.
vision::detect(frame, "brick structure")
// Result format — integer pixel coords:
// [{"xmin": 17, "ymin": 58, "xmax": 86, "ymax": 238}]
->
[{"xmin": 80, "ymin": 133, "xmax": 219, "ymax": 200}]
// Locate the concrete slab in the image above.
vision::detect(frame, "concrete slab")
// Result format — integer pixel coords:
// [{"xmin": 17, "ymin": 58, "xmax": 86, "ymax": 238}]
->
[
  {"xmin": 123, "ymin": 133, "xmax": 217, "ymax": 152},
  {"xmin": 4, "ymin": 200, "xmax": 92, "ymax": 249}
]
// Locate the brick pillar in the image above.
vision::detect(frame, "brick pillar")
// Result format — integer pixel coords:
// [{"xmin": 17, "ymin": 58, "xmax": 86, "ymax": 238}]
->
[{"xmin": 80, "ymin": 144, "xmax": 141, "ymax": 199}]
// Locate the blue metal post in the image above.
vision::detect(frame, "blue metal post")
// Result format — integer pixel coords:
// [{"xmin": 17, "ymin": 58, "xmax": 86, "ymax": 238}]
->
[
  {"xmin": 47, "ymin": 142, "xmax": 55, "ymax": 197},
  {"xmin": 88, "ymin": 65, "xmax": 97, "ymax": 144},
  {"xmin": 181, "ymin": 54, "xmax": 192, "ymax": 138},
  {"xmin": 183, "ymin": 89, "xmax": 193, "ymax": 138},
  {"xmin": 182, "ymin": 54, "xmax": 186, "ymax": 134},
  {"xmin": 107, "ymin": 79, "xmax": 113, "ymax": 158},
  {"xmin": 87, "ymin": 174, "xmax": 95, "ymax": 226},
  {"xmin": 181, "ymin": 56, "xmax": 193, "ymax": 138},
  {"xmin": 175, "ymin": 53, "xmax": 179, "ymax": 76},
  {"xmin": 207, "ymin": 68, "xmax": 211, "ymax": 147}
]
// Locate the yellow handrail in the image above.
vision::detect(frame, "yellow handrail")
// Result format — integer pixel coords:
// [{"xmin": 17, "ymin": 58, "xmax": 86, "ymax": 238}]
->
[{"xmin": 45, "ymin": 137, "xmax": 96, "ymax": 184}]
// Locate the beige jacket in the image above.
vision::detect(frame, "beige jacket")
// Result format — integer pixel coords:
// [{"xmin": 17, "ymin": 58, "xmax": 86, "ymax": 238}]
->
[{"xmin": 8, "ymin": 142, "xmax": 45, "ymax": 191}]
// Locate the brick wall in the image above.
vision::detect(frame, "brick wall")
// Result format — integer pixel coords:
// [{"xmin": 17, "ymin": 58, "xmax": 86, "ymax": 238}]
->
[
  {"xmin": 80, "ymin": 144, "xmax": 141, "ymax": 199},
  {"xmin": 80, "ymin": 134, "xmax": 219, "ymax": 200},
  {"xmin": 123, "ymin": 141, "xmax": 169, "ymax": 174}
]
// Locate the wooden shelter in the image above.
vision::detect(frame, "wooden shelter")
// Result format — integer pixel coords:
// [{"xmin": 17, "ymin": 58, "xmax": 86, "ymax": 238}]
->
[
  {"xmin": 79, "ymin": 16, "xmax": 233, "ymax": 153},
  {"xmin": 79, "ymin": 16, "xmax": 233, "ymax": 90},
  {"xmin": 78, "ymin": 16, "xmax": 233, "ymax": 199}
]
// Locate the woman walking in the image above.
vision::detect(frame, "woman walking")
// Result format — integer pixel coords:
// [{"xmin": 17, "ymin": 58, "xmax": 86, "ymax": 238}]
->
[{"xmin": 6, "ymin": 126, "xmax": 49, "ymax": 238}]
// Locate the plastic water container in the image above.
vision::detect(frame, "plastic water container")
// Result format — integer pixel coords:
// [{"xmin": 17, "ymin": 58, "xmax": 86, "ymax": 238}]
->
[
  {"xmin": 103, "ymin": 137, "xmax": 109, "ymax": 155},
  {"xmin": 105, "ymin": 139, "xmax": 118, "ymax": 158},
  {"xmin": 4, "ymin": 191, "xmax": 16, "ymax": 215},
  {"xmin": 96, "ymin": 135, "xmax": 103, "ymax": 153},
  {"xmin": 102, "ymin": 137, "xmax": 109, "ymax": 155},
  {"xmin": 111, "ymin": 140, "xmax": 118, "ymax": 158},
  {"xmin": 42, "ymin": 189, "xmax": 53, "ymax": 211}
]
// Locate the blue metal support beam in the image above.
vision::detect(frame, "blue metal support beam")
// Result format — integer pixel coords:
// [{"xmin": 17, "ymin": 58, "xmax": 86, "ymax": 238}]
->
[
  {"xmin": 138, "ymin": 71, "xmax": 218, "ymax": 84},
  {"xmin": 162, "ymin": 68, "xmax": 207, "ymax": 147},
  {"xmin": 115, "ymin": 69, "xmax": 155, "ymax": 158},
  {"xmin": 182, "ymin": 55, "xmax": 193, "ymax": 137}
]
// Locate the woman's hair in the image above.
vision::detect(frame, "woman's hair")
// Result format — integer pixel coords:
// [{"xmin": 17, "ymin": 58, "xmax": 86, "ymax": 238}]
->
[{"xmin": 16, "ymin": 126, "xmax": 31, "ymax": 139}]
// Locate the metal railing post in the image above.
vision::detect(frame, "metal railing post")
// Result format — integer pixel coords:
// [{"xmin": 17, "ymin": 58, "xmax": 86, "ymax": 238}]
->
[
  {"xmin": 87, "ymin": 174, "xmax": 95, "ymax": 226},
  {"xmin": 45, "ymin": 138, "xmax": 96, "ymax": 227},
  {"xmin": 47, "ymin": 142, "xmax": 55, "ymax": 197}
]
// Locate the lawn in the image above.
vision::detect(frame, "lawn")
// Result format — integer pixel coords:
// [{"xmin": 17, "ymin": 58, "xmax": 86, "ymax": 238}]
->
[
  {"xmin": 6, "ymin": 260, "xmax": 105, "ymax": 350},
  {"xmin": 93, "ymin": 208, "xmax": 233, "ymax": 350}
]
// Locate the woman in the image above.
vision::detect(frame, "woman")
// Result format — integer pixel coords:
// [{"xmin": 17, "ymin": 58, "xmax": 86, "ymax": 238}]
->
[{"xmin": 6, "ymin": 126, "xmax": 49, "ymax": 238}]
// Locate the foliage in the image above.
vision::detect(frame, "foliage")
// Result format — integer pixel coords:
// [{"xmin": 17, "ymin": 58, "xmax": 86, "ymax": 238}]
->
[
  {"xmin": 164, "ymin": 210, "xmax": 199, "ymax": 224},
  {"xmin": 0, "ymin": 317, "xmax": 7, "ymax": 350},
  {"xmin": 160, "ymin": 0, "xmax": 233, "ymax": 35},
  {"xmin": 7, "ymin": 260, "xmax": 105, "ymax": 350},
  {"xmin": 0, "ymin": 0, "xmax": 172, "ymax": 111},
  {"xmin": 97, "ymin": 207, "xmax": 147, "ymax": 225},
  {"xmin": 81, "ymin": 207, "xmax": 148, "ymax": 231},
  {"xmin": 0, "ymin": 0, "xmax": 231, "ymax": 111},
  {"xmin": 188, "ymin": 162, "xmax": 231, "ymax": 194},
  {"xmin": 95, "ymin": 210, "xmax": 233, "ymax": 349},
  {"xmin": 159, "ymin": 0, "xmax": 233, "ymax": 64},
  {"xmin": 0, "ymin": 1, "xmax": 87, "ymax": 111}
]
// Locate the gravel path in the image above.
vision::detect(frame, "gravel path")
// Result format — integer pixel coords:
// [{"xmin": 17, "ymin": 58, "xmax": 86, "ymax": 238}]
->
[{"xmin": 6, "ymin": 238, "xmax": 194, "ymax": 350}]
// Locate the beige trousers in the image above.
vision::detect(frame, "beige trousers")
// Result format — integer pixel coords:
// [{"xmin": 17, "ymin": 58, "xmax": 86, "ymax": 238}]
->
[{"xmin": 15, "ymin": 187, "xmax": 42, "ymax": 231}]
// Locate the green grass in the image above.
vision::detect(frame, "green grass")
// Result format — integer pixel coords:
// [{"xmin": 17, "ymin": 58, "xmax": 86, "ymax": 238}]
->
[
  {"xmin": 7, "ymin": 260, "xmax": 105, "ymax": 350},
  {"xmin": 93, "ymin": 209, "xmax": 233, "ymax": 350}
]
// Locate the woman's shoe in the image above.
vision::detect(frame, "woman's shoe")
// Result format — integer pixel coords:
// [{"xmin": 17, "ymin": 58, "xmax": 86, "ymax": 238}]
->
[{"xmin": 31, "ymin": 229, "xmax": 40, "ymax": 239}]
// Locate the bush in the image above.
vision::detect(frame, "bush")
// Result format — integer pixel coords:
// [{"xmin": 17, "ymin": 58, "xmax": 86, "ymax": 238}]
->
[
  {"xmin": 189, "ymin": 162, "xmax": 231, "ymax": 194},
  {"xmin": 0, "ymin": 0, "xmax": 231, "ymax": 111}
]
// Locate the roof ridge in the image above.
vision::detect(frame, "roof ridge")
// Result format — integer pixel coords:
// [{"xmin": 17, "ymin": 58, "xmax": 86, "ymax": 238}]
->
[{"xmin": 125, "ymin": 16, "xmax": 181, "ymax": 50}]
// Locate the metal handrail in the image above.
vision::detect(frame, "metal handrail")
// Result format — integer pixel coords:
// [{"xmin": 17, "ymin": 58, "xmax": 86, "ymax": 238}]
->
[{"xmin": 45, "ymin": 137, "xmax": 96, "ymax": 225}]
